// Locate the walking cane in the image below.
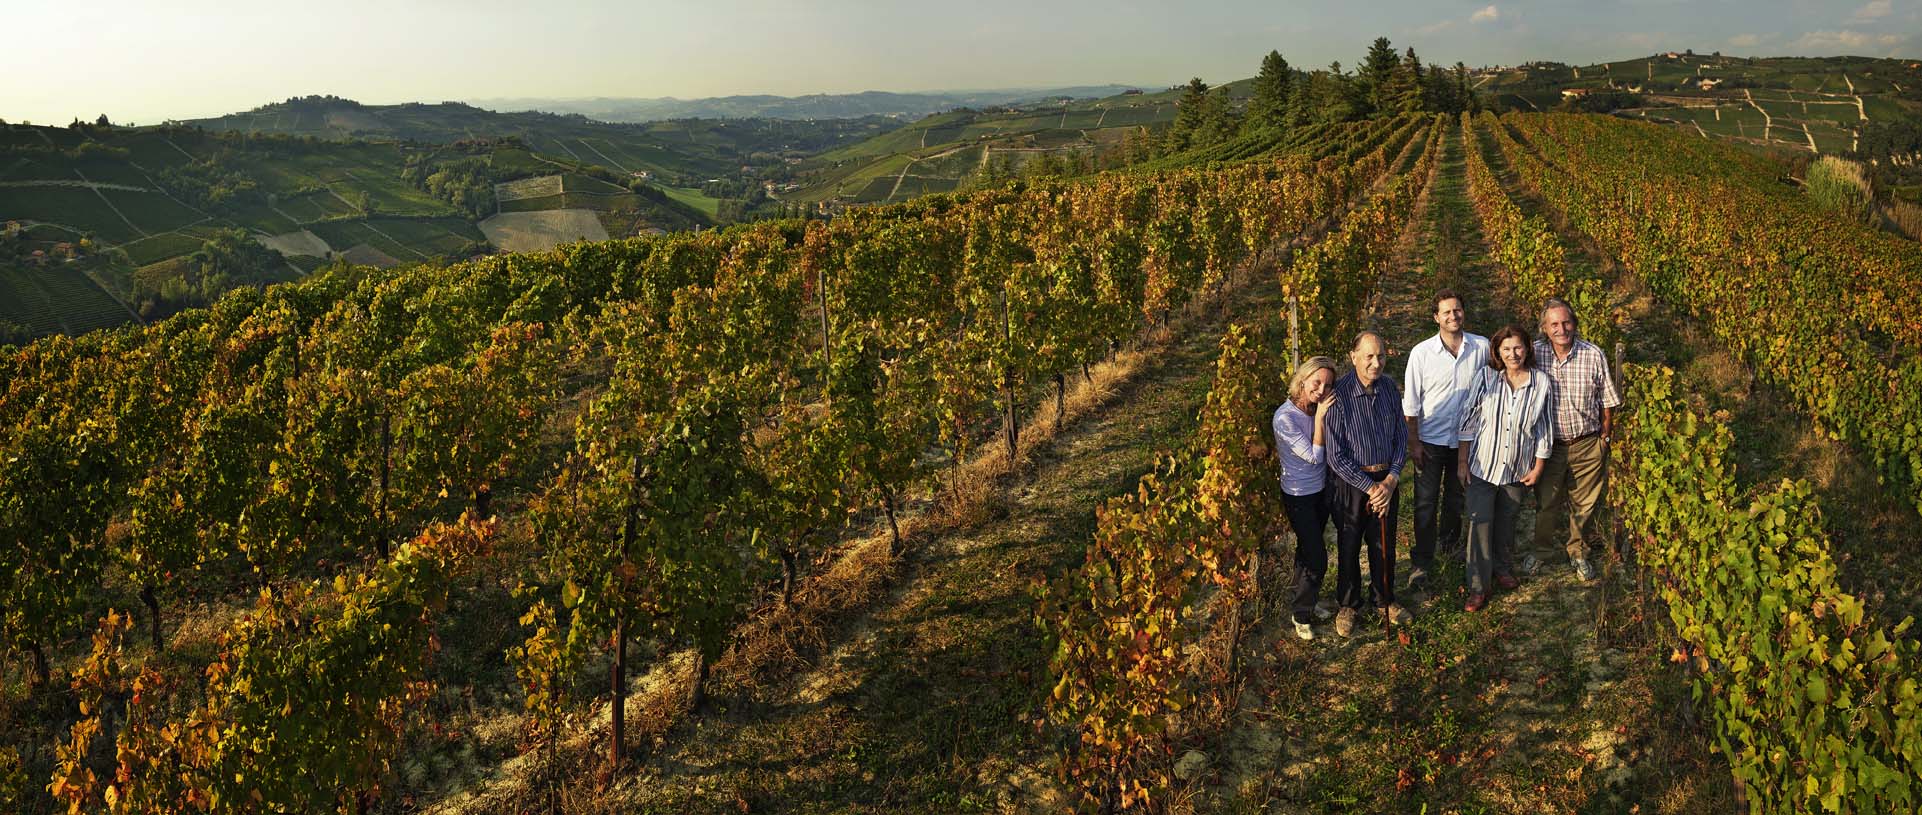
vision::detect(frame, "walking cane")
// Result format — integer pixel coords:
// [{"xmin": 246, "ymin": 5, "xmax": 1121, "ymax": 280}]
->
[
  {"xmin": 1378, "ymin": 509, "xmax": 1393, "ymax": 635},
  {"xmin": 1377, "ymin": 496, "xmax": 1409, "ymax": 646}
]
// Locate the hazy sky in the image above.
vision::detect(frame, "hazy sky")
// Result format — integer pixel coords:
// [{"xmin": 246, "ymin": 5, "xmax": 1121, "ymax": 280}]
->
[{"xmin": 5, "ymin": 0, "xmax": 1917, "ymax": 126}]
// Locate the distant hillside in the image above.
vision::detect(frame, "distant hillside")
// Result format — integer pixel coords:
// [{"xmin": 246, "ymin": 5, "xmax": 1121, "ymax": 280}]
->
[
  {"xmin": 1479, "ymin": 54, "xmax": 1922, "ymax": 156},
  {"xmin": 181, "ymin": 96, "xmax": 899, "ymax": 185},
  {"xmin": 468, "ymin": 86, "xmax": 1151, "ymax": 122},
  {"xmin": 0, "ymin": 121, "xmax": 724, "ymax": 339},
  {"xmin": 788, "ymin": 83, "xmax": 1235, "ymax": 207}
]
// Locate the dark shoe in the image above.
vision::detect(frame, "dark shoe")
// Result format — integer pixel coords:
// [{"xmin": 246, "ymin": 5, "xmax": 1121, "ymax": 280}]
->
[
  {"xmin": 1495, "ymin": 574, "xmax": 1519, "ymax": 590},
  {"xmin": 1464, "ymin": 593, "xmax": 1489, "ymax": 612}
]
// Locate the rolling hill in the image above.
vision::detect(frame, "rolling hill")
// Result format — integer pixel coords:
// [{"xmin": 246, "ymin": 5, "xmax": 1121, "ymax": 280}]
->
[
  {"xmin": 1, "ymin": 98, "xmax": 907, "ymax": 339},
  {"xmin": 0, "ymin": 122, "xmax": 706, "ymax": 338},
  {"xmin": 467, "ymin": 85, "xmax": 1149, "ymax": 122},
  {"xmin": 181, "ymin": 96, "xmax": 899, "ymax": 185},
  {"xmin": 1478, "ymin": 53, "xmax": 1922, "ymax": 156},
  {"xmin": 787, "ymin": 81, "xmax": 1250, "ymax": 206}
]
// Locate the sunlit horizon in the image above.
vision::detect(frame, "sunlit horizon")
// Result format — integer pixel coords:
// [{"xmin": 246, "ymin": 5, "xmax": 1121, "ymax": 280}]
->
[{"xmin": 6, "ymin": 0, "xmax": 1918, "ymax": 127}]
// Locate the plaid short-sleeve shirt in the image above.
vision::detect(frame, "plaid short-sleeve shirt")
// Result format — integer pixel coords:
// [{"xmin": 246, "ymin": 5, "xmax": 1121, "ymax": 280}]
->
[{"xmin": 1533, "ymin": 338, "xmax": 1622, "ymax": 441}]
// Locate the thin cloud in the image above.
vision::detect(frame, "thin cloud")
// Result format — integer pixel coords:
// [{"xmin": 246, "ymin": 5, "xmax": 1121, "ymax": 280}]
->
[
  {"xmin": 1848, "ymin": 0, "xmax": 1892, "ymax": 23},
  {"xmin": 1726, "ymin": 33, "xmax": 1764, "ymax": 49},
  {"xmin": 1790, "ymin": 28, "xmax": 1913, "ymax": 55},
  {"xmin": 1471, "ymin": 5, "xmax": 1500, "ymax": 23},
  {"xmin": 1619, "ymin": 32, "xmax": 1667, "ymax": 51}
]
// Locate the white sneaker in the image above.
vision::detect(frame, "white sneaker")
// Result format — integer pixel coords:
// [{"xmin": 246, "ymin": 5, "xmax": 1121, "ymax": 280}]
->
[
  {"xmin": 1573, "ymin": 558, "xmax": 1596, "ymax": 582},
  {"xmin": 1294, "ymin": 620, "xmax": 1315, "ymax": 641}
]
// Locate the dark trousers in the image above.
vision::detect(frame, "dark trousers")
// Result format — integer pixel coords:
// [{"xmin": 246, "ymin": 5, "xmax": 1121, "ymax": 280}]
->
[
  {"xmin": 1464, "ymin": 475, "xmax": 1524, "ymax": 594},
  {"xmin": 1410, "ymin": 440, "xmax": 1463, "ymax": 580},
  {"xmin": 1414, "ymin": 440, "xmax": 1453, "ymax": 580},
  {"xmin": 1282, "ymin": 487, "xmax": 1330, "ymax": 624},
  {"xmin": 1333, "ymin": 471, "xmax": 1399, "ymax": 610}
]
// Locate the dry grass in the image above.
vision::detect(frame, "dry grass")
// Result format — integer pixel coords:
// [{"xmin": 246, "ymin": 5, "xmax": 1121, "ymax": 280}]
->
[{"xmin": 1880, "ymin": 197, "xmax": 1922, "ymax": 241}]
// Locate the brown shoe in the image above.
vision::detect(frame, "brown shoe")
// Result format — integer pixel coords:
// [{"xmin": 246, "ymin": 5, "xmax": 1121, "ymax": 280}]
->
[
  {"xmin": 1464, "ymin": 593, "xmax": 1489, "ymax": 612},
  {"xmin": 1386, "ymin": 603, "xmax": 1414, "ymax": 625},
  {"xmin": 1495, "ymin": 574, "xmax": 1519, "ymax": 590},
  {"xmin": 1335, "ymin": 608, "xmax": 1357, "ymax": 638}
]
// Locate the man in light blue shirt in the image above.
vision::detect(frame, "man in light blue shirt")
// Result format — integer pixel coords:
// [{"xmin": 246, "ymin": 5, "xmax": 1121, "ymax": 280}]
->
[{"xmin": 1401, "ymin": 290, "xmax": 1487, "ymax": 595}]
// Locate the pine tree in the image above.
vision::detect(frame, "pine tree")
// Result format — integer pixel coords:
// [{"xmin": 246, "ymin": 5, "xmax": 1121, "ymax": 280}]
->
[
  {"xmin": 1283, "ymin": 72, "xmax": 1312, "ymax": 130},
  {"xmin": 1245, "ymin": 51, "xmax": 1292, "ymax": 134},
  {"xmin": 1424, "ymin": 62, "xmax": 1458, "ymax": 114},
  {"xmin": 1358, "ymin": 37, "xmax": 1401, "ymax": 117},
  {"xmin": 1397, "ymin": 48, "xmax": 1429, "ymax": 113},
  {"xmin": 1454, "ymin": 62, "xmax": 1479, "ymax": 113},
  {"xmin": 1379, "ymin": 54, "xmax": 1418, "ymax": 116},
  {"xmin": 1165, "ymin": 77, "xmax": 1212, "ymax": 153},
  {"xmin": 1313, "ymin": 61, "xmax": 1362, "ymax": 125},
  {"xmin": 1199, "ymin": 86, "xmax": 1237, "ymax": 146}
]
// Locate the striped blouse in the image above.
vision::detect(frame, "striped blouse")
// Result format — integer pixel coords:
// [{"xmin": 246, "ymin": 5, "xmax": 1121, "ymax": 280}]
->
[{"xmin": 1456, "ymin": 367, "xmax": 1555, "ymax": 485}]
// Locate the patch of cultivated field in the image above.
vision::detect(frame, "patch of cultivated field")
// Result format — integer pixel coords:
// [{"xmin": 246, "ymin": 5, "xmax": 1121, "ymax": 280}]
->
[
  {"xmin": 477, "ymin": 208, "xmax": 609, "ymax": 252},
  {"xmin": 254, "ymin": 229, "xmax": 332, "ymax": 258},
  {"xmin": 337, "ymin": 243, "xmax": 402, "ymax": 268},
  {"xmin": 495, "ymin": 174, "xmax": 564, "ymax": 203}
]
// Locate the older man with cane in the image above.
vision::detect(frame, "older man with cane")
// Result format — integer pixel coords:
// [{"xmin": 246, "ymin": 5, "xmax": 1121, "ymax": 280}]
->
[{"xmin": 1323, "ymin": 331, "xmax": 1413, "ymax": 637}]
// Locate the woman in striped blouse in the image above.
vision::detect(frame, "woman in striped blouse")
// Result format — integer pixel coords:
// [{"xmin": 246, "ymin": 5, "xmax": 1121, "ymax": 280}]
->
[{"xmin": 1454, "ymin": 324, "xmax": 1555, "ymax": 612}]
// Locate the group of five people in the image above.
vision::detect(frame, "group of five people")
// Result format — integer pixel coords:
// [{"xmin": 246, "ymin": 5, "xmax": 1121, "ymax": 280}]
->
[{"xmin": 1271, "ymin": 291, "xmax": 1621, "ymax": 640}]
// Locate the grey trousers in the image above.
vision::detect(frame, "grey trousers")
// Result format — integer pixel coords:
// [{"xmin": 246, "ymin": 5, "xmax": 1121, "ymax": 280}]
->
[{"xmin": 1464, "ymin": 476, "xmax": 1524, "ymax": 595}]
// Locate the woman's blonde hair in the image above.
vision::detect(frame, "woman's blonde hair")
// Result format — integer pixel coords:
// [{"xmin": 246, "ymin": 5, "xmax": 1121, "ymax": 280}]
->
[{"xmin": 1287, "ymin": 356, "xmax": 1338, "ymax": 401}]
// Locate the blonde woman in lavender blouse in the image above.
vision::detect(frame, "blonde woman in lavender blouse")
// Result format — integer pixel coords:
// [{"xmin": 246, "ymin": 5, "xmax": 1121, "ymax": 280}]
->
[{"xmin": 1272, "ymin": 356, "xmax": 1338, "ymax": 641}]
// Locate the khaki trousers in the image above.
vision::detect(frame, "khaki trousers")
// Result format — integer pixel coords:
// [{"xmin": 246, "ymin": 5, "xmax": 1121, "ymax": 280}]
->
[{"xmin": 1532, "ymin": 433, "xmax": 1607, "ymax": 561}]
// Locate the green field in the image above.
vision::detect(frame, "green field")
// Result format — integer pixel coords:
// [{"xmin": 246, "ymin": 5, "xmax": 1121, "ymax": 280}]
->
[
  {"xmin": 116, "ymin": 232, "xmax": 206, "ymax": 266},
  {"xmin": 309, "ymin": 219, "xmax": 427, "ymax": 262},
  {"xmin": 0, "ymin": 187, "xmax": 144, "ymax": 243},
  {"xmin": 102, "ymin": 189, "xmax": 203, "ymax": 234},
  {"xmin": 0, "ymin": 262, "xmax": 136, "ymax": 335},
  {"xmin": 657, "ymin": 185, "xmax": 723, "ymax": 218}
]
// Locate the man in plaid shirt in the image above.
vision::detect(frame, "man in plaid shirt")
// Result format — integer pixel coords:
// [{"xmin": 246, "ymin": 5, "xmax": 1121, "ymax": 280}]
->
[{"xmin": 1530, "ymin": 298, "xmax": 1621, "ymax": 581}]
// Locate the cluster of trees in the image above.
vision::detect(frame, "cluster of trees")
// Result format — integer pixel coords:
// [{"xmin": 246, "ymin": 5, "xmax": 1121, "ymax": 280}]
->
[
  {"xmin": 1857, "ymin": 120, "xmax": 1922, "ymax": 163},
  {"xmin": 1558, "ymin": 90, "xmax": 1640, "ymax": 113},
  {"xmin": 400, "ymin": 154, "xmax": 496, "ymax": 219},
  {"xmin": 692, "ymin": 176, "xmax": 770, "ymax": 221},
  {"xmin": 152, "ymin": 153, "xmax": 264, "ymax": 213},
  {"xmin": 1160, "ymin": 38, "xmax": 1479, "ymax": 155},
  {"xmin": 130, "ymin": 228, "xmax": 287, "ymax": 318}
]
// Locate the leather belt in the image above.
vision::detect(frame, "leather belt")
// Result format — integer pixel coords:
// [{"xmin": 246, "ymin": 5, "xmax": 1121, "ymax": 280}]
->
[{"xmin": 1359, "ymin": 463, "xmax": 1391, "ymax": 473}]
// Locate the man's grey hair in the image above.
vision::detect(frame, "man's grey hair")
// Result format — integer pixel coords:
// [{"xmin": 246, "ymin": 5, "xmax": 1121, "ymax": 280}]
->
[
  {"xmin": 1351, "ymin": 330, "xmax": 1385, "ymax": 352},
  {"xmin": 1539, "ymin": 297, "xmax": 1578, "ymax": 329}
]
